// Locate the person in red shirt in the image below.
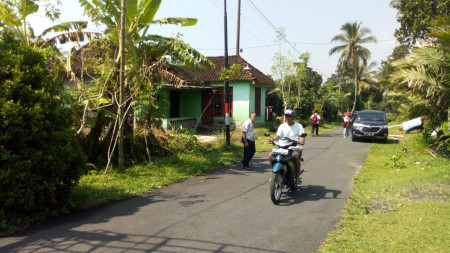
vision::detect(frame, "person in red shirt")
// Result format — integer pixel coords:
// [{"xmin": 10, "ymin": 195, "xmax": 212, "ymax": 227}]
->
[{"xmin": 310, "ymin": 110, "xmax": 321, "ymax": 136}]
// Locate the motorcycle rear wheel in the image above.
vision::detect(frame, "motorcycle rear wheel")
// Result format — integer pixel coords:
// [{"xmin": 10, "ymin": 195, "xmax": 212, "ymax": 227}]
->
[{"xmin": 270, "ymin": 173, "xmax": 282, "ymax": 205}]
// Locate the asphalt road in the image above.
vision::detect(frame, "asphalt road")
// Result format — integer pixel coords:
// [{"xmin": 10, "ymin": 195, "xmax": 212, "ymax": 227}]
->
[{"xmin": 0, "ymin": 128, "xmax": 370, "ymax": 253}]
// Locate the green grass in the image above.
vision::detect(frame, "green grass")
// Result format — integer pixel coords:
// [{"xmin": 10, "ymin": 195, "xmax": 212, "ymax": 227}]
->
[
  {"xmin": 319, "ymin": 128, "xmax": 450, "ymax": 252},
  {"xmin": 69, "ymin": 130, "xmax": 275, "ymax": 209},
  {"xmin": 70, "ymin": 144, "xmax": 240, "ymax": 209}
]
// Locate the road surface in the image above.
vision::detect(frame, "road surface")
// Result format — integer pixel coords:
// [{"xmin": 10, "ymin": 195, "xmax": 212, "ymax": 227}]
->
[{"xmin": 0, "ymin": 128, "xmax": 370, "ymax": 252}]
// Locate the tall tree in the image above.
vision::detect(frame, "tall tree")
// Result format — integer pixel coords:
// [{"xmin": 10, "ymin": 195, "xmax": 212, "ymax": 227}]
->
[
  {"xmin": 271, "ymin": 28, "xmax": 296, "ymax": 112},
  {"xmin": 329, "ymin": 21, "xmax": 377, "ymax": 113},
  {"xmin": 293, "ymin": 52, "xmax": 310, "ymax": 110},
  {"xmin": 390, "ymin": 0, "xmax": 450, "ymax": 47},
  {"xmin": 270, "ymin": 28, "xmax": 315, "ymax": 113},
  {"xmin": 390, "ymin": 15, "xmax": 450, "ymax": 125}
]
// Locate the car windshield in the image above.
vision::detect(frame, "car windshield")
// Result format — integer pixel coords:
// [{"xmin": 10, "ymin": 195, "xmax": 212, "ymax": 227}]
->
[{"xmin": 357, "ymin": 113, "xmax": 385, "ymax": 122}]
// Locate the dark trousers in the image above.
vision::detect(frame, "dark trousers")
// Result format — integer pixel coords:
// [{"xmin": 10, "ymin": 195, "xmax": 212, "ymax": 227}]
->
[
  {"xmin": 311, "ymin": 124, "xmax": 319, "ymax": 135},
  {"xmin": 242, "ymin": 139, "xmax": 256, "ymax": 167}
]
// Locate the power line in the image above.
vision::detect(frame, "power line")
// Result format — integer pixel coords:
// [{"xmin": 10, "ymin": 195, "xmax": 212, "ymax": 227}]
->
[
  {"xmin": 246, "ymin": 0, "xmax": 279, "ymax": 33},
  {"xmin": 209, "ymin": 0, "xmax": 277, "ymax": 55},
  {"xmin": 246, "ymin": 0, "xmax": 330, "ymax": 78},
  {"xmin": 240, "ymin": 0, "xmax": 275, "ymax": 43}
]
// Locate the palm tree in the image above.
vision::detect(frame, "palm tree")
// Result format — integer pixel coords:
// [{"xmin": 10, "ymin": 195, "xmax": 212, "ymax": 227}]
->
[
  {"xmin": 329, "ymin": 21, "xmax": 377, "ymax": 113},
  {"xmin": 356, "ymin": 61, "xmax": 379, "ymax": 94},
  {"xmin": 390, "ymin": 38, "xmax": 449, "ymax": 125}
]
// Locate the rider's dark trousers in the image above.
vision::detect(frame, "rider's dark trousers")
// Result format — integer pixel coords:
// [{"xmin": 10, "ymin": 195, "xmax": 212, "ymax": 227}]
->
[
  {"xmin": 311, "ymin": 124, "xmax": 319, "ymax": 135},
  {"xmin": 242, "ymin": 139, "xmax": 255, "ymax": 168}
]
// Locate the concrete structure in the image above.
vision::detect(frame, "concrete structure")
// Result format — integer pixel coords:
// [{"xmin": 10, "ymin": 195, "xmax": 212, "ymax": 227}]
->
[{"xmin": 156, "ymin": 55, "xmax": 274, "ymax": 129}]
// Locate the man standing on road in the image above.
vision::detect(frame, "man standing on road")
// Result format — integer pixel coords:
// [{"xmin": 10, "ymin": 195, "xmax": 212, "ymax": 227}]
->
[
  {"xmin": 242, "ymin": 112, "xmax": 257, "ymax": 170},
  {"xmin": 268, "ymin": 109, "xmax": 306, "ymax": 186},
  {"xmin": 310, "ymin": 110, "xmax": 321, "ymax": 136}
]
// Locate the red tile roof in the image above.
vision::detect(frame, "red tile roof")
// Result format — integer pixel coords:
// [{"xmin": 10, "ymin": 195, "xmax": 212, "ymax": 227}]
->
[
  {"xmin": 69, "ymin": 42, "xmax": 274, "ymax": 86},
  {"xmin": 175, "ymin": 55, "xmax": 274, "ymax": 85}
]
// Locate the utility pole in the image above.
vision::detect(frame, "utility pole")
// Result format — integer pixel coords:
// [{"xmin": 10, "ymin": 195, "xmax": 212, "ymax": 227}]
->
[
  {"xmin": 236, "ymin": 0, "xmax": 241, "ymax": 55},
  {"xmin": 224, "ymin": 0, "xmax": 230, "ymax": 145},
  {"xmin": 118, "ymin": 0, "xmax": 126, "ymax": 170}
]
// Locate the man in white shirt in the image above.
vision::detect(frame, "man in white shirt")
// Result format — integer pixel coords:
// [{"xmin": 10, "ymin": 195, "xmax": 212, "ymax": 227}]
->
[
  {"xmin": 242, "ymin": 112, "xmax": 257, "ymax": 170},
  {"xmin": 268, "ymin": 109, "xmax": 306, "ymax": 185}
]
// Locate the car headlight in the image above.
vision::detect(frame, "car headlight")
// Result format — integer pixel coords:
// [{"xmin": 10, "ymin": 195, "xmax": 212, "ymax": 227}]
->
[
  {"xmin": 380, "ymin": 125, "xmax": 388, "ymax": 129},
  {"xmin": 353, "ymin": 123, "xmax": 364, "ymax": 127}
]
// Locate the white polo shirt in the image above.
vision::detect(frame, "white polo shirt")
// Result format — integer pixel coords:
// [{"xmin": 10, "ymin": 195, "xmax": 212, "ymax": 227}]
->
[
  {"xmin": 242, "ymin": 119, "xmax": 255, "ymax": 141},
  {"xmin": 276, "ymin": 122, "xmax": 305, "ymax": 149}
]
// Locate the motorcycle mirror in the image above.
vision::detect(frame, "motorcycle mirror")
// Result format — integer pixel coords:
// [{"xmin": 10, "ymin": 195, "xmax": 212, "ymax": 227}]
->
[
  {"xmin": 263, "ymin": 132, "xmax": 271, "ymax": 137},
  {"xmin": 300, "ymin": 133, "xmax": 307, "ymax": 137}
]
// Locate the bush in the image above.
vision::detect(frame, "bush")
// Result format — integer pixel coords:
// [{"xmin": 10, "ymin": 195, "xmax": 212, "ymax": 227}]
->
[
  {"xmin": 427, "ymin": 121, "xmax": 450, "ymax": 158},
  {"xmin": 0, "ymin": 32, "xmax": 87, "ymax": 233}
]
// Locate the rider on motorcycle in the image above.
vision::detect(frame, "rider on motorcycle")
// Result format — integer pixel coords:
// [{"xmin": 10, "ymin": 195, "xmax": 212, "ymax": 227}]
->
[{"xmin": 268, "ymin": 109, "xmax": 306, "ymax": 186}]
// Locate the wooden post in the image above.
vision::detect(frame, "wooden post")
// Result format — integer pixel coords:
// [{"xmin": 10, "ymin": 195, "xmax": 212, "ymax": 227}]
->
[{"xmin": 118, "ymin": 0, "xmax": 126, "ymax": 170}]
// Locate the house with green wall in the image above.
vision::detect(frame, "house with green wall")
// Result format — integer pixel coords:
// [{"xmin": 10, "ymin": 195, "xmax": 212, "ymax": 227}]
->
[{"xmin": 155, "ymin": 55, "xmax": 274, "ymax": 129}]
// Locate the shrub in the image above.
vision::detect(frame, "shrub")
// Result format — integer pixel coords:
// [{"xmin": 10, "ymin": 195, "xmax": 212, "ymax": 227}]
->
[{"xmin": 0, "ymin": 32, "xmax": 87, "ymax": 233}]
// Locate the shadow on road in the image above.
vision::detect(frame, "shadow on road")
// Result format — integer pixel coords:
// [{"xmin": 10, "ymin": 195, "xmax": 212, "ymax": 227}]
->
[
  {"xmin": 1, "ymin": 229, "xmax": 286, "ymax": 252},
  {"xmin": 0, "ymin": 191, "xmax": 285, "ymax": 253},
  {"xmin": 276, "ymin": 185, "xmax": 343, "ymax": 206},
  {"xmin": 352, "ymin": 138, "xmax": 400, "ymax": 144}
]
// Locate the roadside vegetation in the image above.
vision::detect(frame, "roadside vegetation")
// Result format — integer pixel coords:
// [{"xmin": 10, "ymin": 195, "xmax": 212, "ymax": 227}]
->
[{"xmin": 319, "ymin": 125, "xmax": 450, "ymax": 252}]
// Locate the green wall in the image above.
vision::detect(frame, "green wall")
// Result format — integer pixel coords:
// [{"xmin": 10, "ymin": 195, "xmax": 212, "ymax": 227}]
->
[
  {"xmin": 156, "ymin": 83, "xmax": 267, "ymax": 128},
  {"xmin": 155, "ymin": 88, "xmax": 201, "ymax": 129},
  {"xmin": 231, "ymin": 81, "xmax": 250, "ymax": 125},
  {"xmin": 230, "ymin": 81, "xmax": 266, "ymax": 126},
  {"xmin": 180, "ymin": 89, "xmax": 201, "ymax": 117}
]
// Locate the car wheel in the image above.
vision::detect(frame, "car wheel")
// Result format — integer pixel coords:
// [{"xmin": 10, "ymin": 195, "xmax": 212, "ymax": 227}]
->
[{"xmin": 351, "ymin": 135, "xmax": 357, "ymax": 142}]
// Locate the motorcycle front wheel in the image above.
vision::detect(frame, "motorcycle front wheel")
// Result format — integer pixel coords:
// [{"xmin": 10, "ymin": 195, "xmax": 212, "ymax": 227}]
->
[{"xmin": 270, "ymin": 172, "xmax": 282, "ymax": 205}]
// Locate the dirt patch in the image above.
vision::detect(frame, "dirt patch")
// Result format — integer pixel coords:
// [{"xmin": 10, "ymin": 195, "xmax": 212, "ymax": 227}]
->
[
  {"xmin": 368, "ymin": 199, "xmax": 399, "ymax": 213},
  {"xmin": 408, "ymin": 184, "xmax": 450, "ymax": 202},
  {"xmin": 368, "ymin": 184, "xmax": 450, "ymax": 213}
]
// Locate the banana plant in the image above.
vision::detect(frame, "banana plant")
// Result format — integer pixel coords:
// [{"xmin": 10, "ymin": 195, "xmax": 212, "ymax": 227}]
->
[
  {"xmin": 0, "ymin": 0, "xmax": 39, "ymax": 44},
  {"xmin": 73, "ymin": 0, "xmax": 214, "ymax": 171},
  {"xmin": 0, "ymin": 0, "xmax": 99, "ymax": 46},
  {"xmin": 78, "ymin": 0, "xmax": 212, "ymax": 71}
]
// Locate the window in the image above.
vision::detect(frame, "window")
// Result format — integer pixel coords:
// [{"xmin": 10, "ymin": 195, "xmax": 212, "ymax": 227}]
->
[
  {"xmin": 255, "ymin": 87, "xmax": 261, "ymax": 116},
  {"xmin": 170, "ymin": 90, "xmax": 180, "ymax": 118},
  {"xmin": 214, "ymin": 88, "xmax": 233, "ymax": 116},
  {"xmin": 214, "ymin": 92, "xmax": 223, "ymax": 116}
]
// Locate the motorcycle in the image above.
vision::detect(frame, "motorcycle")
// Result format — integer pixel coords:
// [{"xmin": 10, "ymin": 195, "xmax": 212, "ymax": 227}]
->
[{"xmin": 266, "ymin": 133, "xmax": 307, "ymax": 205}]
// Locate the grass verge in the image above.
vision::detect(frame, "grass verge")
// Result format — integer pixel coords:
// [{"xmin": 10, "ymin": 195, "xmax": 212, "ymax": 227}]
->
[
  {"xmin": 69, "ymin": 130, "xmax": 274, "ymax": 210},
  {"xmin": 319, "ymin": 129, "xmax": 450, "ymax": 252}
]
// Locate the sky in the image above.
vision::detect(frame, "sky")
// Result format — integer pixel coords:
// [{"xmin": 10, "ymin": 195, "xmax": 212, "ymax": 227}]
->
[{"xmin": 28, "ymin": 0, "xmax": 401, "ymax": 81}]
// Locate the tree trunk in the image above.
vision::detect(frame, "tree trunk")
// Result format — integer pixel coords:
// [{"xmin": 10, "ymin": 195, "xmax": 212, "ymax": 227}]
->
[
  {"xmin": 81, "ymin": 116, "xmax": 111, "ymax": 161},
  {"xmin": 351, "ymin": 66, "xmax": 358, "ymax": 114},
  {"xmin": 337, "ymin": 79, "xmax": 341, "ymax": 116}
]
